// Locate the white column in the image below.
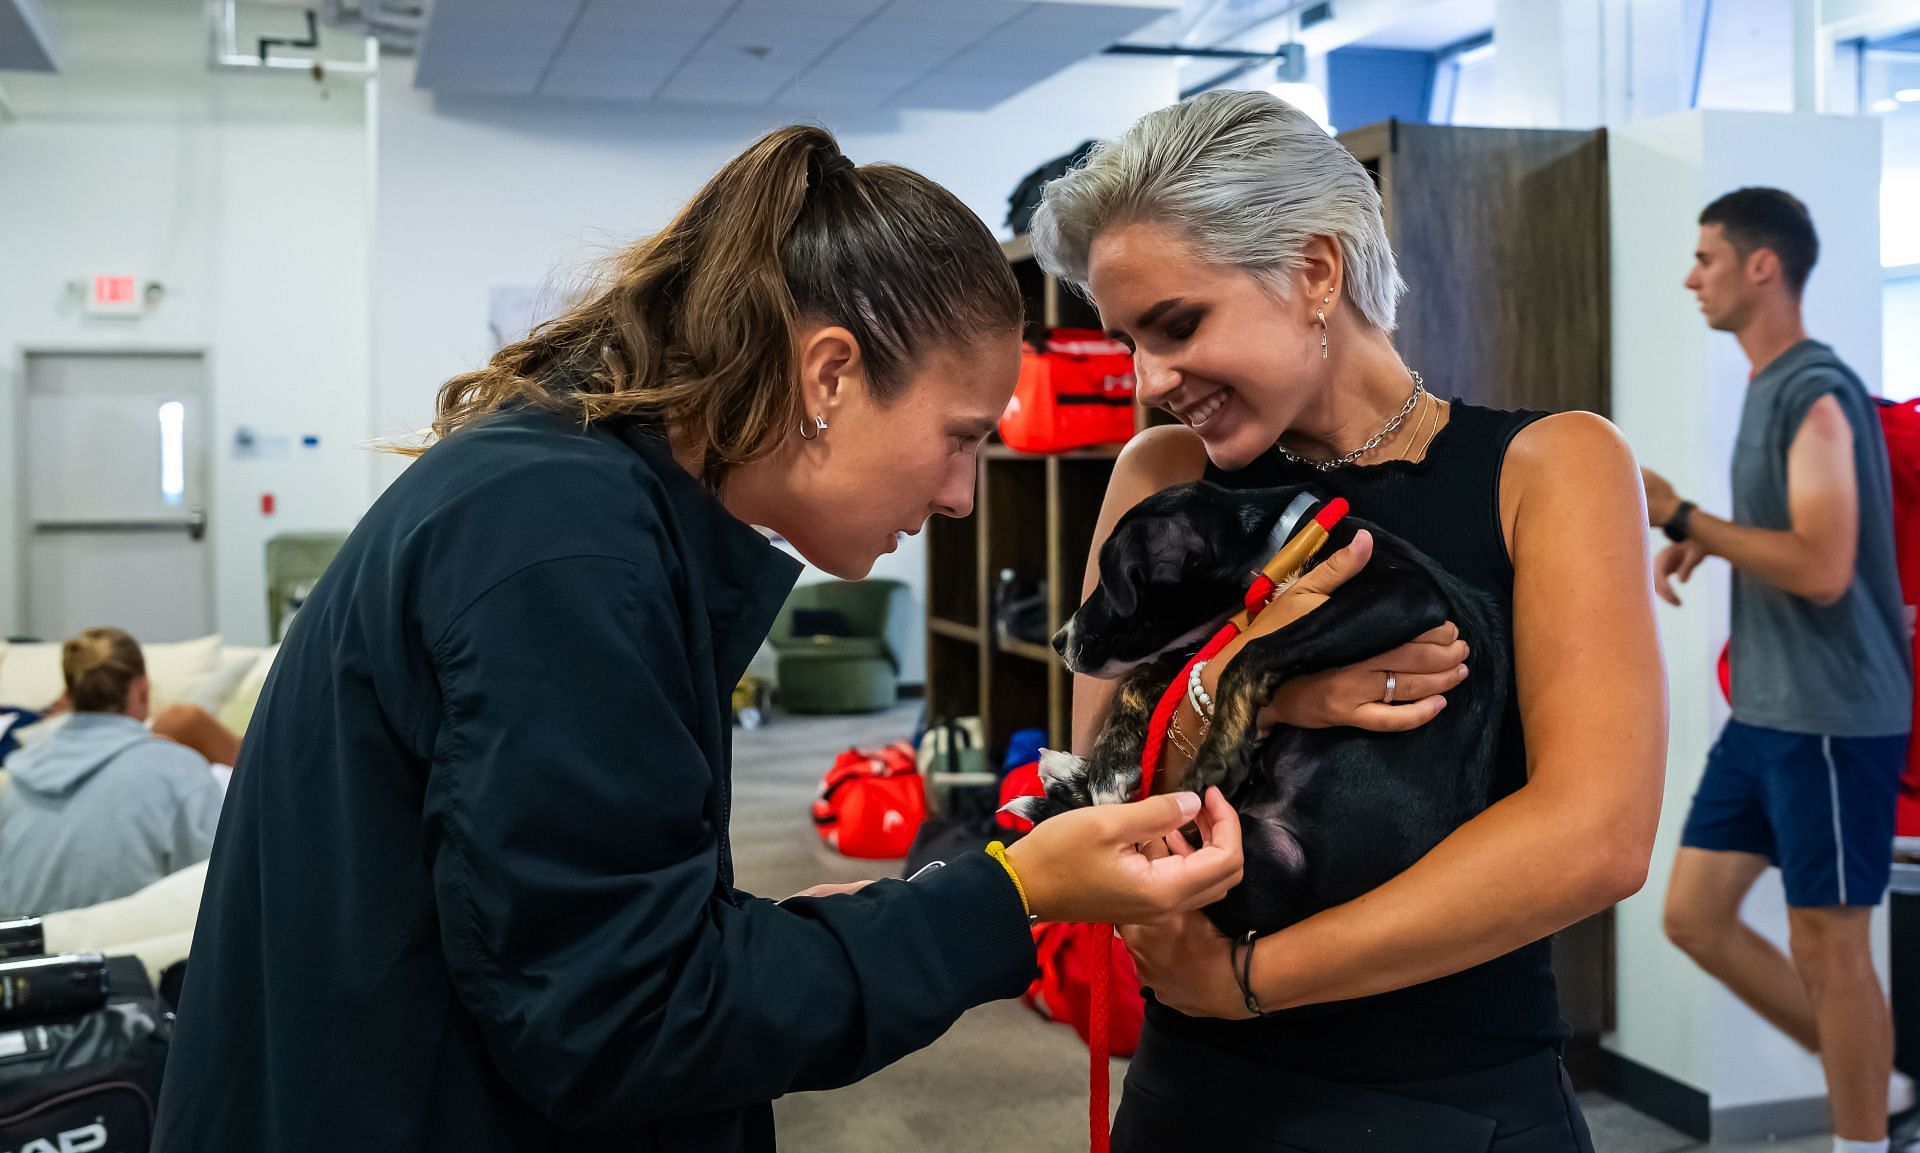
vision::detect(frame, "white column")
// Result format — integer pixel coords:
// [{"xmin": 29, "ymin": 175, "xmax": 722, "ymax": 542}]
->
[
  {"xmin": 1794, "ymin": 0, "xmax": 1825, "ymax": 113},
  {"xmin": 1493, "ymin": 0, "xmax": 1603, "ymax": 127},
  {"xmin": 1493, "ymin": 0, "xmax": 1696, "ymax": 128}
]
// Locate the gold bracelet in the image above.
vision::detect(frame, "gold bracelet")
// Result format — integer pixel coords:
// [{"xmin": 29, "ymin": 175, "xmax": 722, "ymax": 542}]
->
[
  {"xmin": 984, "ymin": 840, "xmax": 1037, "ymax": 923},
  {"xmin": 1167, "ymin": 714, "xmax": 1199, "ymax": 760}
]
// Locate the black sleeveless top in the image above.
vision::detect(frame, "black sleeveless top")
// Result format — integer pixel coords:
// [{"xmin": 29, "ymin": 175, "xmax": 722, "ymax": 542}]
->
[{"xmin": 1150, "ymin": 400, "xmax": 1567, "ymax": 1083}]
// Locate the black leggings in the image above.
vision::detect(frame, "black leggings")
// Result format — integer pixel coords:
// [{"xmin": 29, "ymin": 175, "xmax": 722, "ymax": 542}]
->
[{"xmin": 1114, "ymin": 1025, "xmax": 1594, "ymax": 1153}]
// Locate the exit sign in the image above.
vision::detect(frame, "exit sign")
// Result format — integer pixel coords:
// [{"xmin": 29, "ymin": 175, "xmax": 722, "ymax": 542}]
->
[{"xmin": 87, "ymin": 275, "xmax": 143, "ymax": 317}]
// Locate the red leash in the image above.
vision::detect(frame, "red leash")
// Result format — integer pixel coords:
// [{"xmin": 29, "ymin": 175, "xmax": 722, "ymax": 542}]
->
[{"xmin": 1088, "ymin": 498, "xmax": 1348, "ymax": 1153}]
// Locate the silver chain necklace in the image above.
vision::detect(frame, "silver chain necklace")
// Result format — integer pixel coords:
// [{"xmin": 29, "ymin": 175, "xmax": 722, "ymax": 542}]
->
[{"xmin": 1274, "ymin": 371, "xmax": 1426, "ymax": 472}]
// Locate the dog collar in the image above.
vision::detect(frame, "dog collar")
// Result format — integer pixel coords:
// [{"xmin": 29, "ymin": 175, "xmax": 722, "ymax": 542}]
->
[{"xmin": 1260, "ymin": 492, "xmax": 1321, "ymax": 574}]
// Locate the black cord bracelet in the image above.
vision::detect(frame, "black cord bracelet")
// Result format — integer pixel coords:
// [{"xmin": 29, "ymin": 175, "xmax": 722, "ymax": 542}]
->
[{"xmin": 1232, "ymin": 930, "xmax": 1267, "ymax": 1017}]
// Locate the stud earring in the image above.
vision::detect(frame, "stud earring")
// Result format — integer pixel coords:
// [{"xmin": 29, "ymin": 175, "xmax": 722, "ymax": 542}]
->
[{"xmin": 799, "ymin": 413, "xmax": 829, "ymax": 441}]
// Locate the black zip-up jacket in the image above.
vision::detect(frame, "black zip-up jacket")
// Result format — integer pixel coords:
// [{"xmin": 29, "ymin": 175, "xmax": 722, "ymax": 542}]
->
[{"xmin": 153, "ymin": 407, "xmax": 1037, "ymax": 1151}]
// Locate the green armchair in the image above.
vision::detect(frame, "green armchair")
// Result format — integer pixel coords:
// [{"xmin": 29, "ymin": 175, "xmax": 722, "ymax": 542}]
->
[
  {"xmin": 769, "ymin": 579, "xmax": 909, "ymax": 714},
  {"xmin": 266, "ymin": 532, "xmax": 348, "ymax": 642}
]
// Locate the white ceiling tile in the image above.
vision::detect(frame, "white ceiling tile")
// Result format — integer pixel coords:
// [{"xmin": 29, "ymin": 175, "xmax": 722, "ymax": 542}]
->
[
  {"xmin": 415, "ymin": 0, "xmax": 1172, "ymax": 110},
  {"xmin": 416, "ymin": 0, "xmax": 585, "ymax": 95}
]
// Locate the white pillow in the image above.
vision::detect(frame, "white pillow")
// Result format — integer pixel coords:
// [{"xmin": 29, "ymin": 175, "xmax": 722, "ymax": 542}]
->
[
  {"xmin": 179, "ymin": 651, "xmax": 258, "ymax": 714},
  {"xmin": 218, "ymin": 645, "xmax": 280, "ymax": 734},
  {"xmin": 0, "ymin": 643, "xmax": 64, "ymax": 711},
  {"xmin": 143, "ymin": 634, "xmax": 224, "ymax": 712},
  {"xmin": 43, "ymin": 861, "xmax": 208, "ymax": 973}
]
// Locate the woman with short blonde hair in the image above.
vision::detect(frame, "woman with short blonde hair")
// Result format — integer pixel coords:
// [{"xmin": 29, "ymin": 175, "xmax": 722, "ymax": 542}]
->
[{"xmin": 1037, "ymin": 91, "xmax": 1664, "ymax": 1151}]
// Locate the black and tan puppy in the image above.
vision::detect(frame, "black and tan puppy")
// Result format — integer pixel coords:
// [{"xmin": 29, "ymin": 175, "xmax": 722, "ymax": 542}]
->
[{"xmin": 1008, "ymin": 481, "xmax": 1507, "ymax": 938}]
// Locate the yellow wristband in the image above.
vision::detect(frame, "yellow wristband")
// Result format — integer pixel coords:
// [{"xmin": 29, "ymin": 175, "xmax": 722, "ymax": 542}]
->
[{"xmin": 984, "ymin": 840, "xmax": 1035, "ymax": 921}]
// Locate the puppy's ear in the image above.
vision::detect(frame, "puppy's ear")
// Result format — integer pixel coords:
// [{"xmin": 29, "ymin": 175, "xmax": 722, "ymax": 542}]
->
[
  {"xmin": 998, "ymin": 795, "xmax": 1051, "ymax": 824},
  {"xmin": 1094, "ymin": 512, "xmax": 1209, "ymax": 621}
]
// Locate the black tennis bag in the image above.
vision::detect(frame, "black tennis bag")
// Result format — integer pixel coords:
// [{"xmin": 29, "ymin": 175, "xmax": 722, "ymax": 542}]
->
[{"xmin": 0, "ymin": 957, "xmax": 169, "ymax": 1152}]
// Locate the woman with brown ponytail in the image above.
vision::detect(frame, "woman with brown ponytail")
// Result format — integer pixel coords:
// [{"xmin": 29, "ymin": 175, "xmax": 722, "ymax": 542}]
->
[
  {"xmin": 0, "ymin": 628, "xmax": 224, "ymax": 916},
  {"xmin": 148, "ymin": 127, "xmax": 1312, "ymax": 1152}
]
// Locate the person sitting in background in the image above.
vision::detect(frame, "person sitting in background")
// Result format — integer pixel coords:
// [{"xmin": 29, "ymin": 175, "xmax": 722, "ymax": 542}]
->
[{"xmin": 0, "ymin": 627, "xmax": 225, "ymax": 916}]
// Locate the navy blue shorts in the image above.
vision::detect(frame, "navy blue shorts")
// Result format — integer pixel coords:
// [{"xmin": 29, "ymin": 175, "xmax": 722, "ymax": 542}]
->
[{"xmin": 1681, "ymin": 719, "xmax": 1907, "ymax": 908}]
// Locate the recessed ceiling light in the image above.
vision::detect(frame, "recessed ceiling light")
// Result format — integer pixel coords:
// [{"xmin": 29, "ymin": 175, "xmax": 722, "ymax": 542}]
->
[
  {"xmin": 1896, "ymin": 87, "xmax": 1920, "ymax": 102},
  {"xmin": 1874, "ymin": 97, "xmax": 1900, "ymax": 113}
]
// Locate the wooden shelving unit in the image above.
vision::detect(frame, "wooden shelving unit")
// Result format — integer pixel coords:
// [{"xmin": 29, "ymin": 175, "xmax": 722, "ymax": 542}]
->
[
  {"xmin": 920, "ymin": 237, "xmax": 1139, "ymax": 764},
  {"xmin": 924, "ymin": 440, "xmax": 1129, "ymax": 764},
  {"xmin": 1337, "ymin": 119, "xmax": 1610, "ymax": 416}
]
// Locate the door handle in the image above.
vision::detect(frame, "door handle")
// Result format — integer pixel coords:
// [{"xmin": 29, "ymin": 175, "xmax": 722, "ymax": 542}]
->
[{"xmin": 33, "ymin": 517, "xmax": 207, "ymax": 537}]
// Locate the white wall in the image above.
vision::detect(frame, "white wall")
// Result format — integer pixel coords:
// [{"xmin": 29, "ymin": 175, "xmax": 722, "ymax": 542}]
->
[
  {"xmin": 372, "ymin": 54, "xmax": 1180, "ymax": 683},
  {"xmin": 0, "ymin": 5, "xmax": 373, "ymax": 646},
  {"xmin": 1607, "ymin": 109, "xmax": 1889, "ymax": 1123}
]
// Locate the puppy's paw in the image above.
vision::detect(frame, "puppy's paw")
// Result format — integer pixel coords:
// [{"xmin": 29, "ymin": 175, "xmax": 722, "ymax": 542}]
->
[{"xmin": 1037, "ymin": 748, "xmax": 1087, "ymax": 788}]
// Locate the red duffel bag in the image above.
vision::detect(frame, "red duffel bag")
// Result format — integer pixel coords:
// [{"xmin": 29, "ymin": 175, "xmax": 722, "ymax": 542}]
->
[
  {"xmin": 996, "ymin": 759, "xmax": 1043, "ymax": 833},
  {"xmin": 811, "ymin": 742, "xmax": 926, "ymax": 859},
  {"xmin": 999, "ymin": 328, "xmax": 1136, "ymax": 454},
  {"xmin": 1023, "ymin": 921, "xmax": 1145, "ymax": 1057}
]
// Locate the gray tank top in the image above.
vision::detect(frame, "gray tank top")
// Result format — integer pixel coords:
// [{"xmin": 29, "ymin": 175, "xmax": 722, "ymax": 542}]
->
[{"xmin": 1730, "ymin": 339, "xmax": 1911, "ymax": 737}]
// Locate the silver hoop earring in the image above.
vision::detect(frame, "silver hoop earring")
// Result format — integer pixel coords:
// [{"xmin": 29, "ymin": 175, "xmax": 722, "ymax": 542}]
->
[
  {"xmin": 798, "ymin": 414, "xmax": 828, "ymax": 441},
  {"xmin": 1317, "ymin": 308, "xmax": 1328, "ymax": 360}
]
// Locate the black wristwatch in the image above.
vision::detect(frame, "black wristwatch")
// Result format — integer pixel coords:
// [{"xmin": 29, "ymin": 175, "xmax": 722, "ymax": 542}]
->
[{"xmin": 1662, "ymin": 500, "xmax": 1697, "ymax": 543}]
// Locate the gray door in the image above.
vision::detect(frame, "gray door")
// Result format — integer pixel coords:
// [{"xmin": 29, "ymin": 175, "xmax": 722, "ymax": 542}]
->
[{"xmin": 21, "ymin": 352, "xmax": 213, "ymax": 643}]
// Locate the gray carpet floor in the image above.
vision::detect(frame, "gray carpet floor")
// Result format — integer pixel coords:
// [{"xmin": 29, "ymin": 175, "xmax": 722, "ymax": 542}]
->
[{"xmin": 735, "ymin": 705, "xmax": 1837, "ymax": 1153}]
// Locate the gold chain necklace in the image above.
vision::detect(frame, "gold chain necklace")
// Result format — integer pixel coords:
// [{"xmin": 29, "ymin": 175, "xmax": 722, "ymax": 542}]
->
[
  {"xmin": 1275, "ymin": 371, "xmax": 1425, "ymax": 472},
  {"xmin": 1395, "ymin": 392, "xmax": 1434, "ymax": 462}
]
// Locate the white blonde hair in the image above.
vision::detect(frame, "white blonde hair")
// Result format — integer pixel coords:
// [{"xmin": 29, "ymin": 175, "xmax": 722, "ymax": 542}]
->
[{"xmin": 1030, "ymin": 89, "xmax": 1405, "ymax": 332}]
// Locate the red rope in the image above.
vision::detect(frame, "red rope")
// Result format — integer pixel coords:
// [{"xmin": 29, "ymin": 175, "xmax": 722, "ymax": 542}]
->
[{"xmin": 1089, "ymin": 924, "xmax": 1109, "ymax": 1151}]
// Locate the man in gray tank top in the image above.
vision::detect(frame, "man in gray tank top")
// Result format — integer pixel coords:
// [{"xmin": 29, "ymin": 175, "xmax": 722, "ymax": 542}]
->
[{"xmin": 1641, "ymin": 187, "xmax": 1913, "ymax": 1153}]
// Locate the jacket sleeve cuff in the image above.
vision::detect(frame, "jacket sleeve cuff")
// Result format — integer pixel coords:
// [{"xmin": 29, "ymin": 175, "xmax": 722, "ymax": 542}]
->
[{"xmin": 908, "ymin": 850, "xmax": 1039, "ymax": 1005}]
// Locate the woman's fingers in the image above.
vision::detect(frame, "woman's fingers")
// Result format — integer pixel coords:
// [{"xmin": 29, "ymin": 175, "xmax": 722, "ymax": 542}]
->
[
  {"xmin": 1653, "ymin": 544, "xmax": 1685, "ymax": 606},
  {"xmin": 1288, "ymin": 529, "xmax": 1373, "ymax": 602},
  {"xmin": 1197, "ymin": 786, "xmax": 1234, "ymax": 844},
  {"xmin": 1347, "ymin": 695, "xmax": 1449, "ymax": 733},
  {"xmin": 1372, "ymin": 665, "xmax": 1467, "ymax": 704},
  {"xmin": 1408, "ymin": 621, "xmax": 1460, "ymax": 646},
  {"xmin": 1141, "ymin": 789, "xmax": 1242, "ymax": 913},
  {"xmin": 1372, "ymin": 636, "xmax": 1469, "ymax": 674}
]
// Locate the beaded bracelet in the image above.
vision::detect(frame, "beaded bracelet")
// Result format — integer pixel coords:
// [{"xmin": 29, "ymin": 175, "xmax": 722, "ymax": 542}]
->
[{"xmin": 1187, "ymin": 659, "xmax": 1214, "ymax": 722}]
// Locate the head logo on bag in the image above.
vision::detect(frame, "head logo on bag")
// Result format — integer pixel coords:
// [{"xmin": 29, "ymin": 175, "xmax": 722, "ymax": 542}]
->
[{"xmin": 4, "ymin": 1122, "xmax": 108, "ymax": 1153}]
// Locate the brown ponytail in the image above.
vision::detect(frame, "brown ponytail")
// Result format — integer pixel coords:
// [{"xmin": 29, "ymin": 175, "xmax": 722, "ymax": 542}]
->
[
  {"xmin": 415, "ymin": 124, "xmax": 1021, "ymax": 486},
  {"xmin": 62, "ymin": 627, "xmax": 146, "ymax": 714}
]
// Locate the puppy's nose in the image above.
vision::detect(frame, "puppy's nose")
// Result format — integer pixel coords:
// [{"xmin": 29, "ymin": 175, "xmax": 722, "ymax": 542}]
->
[{"xmin": 1051, "ymin": 621, "xmax": 1072, "ymax": 657}]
